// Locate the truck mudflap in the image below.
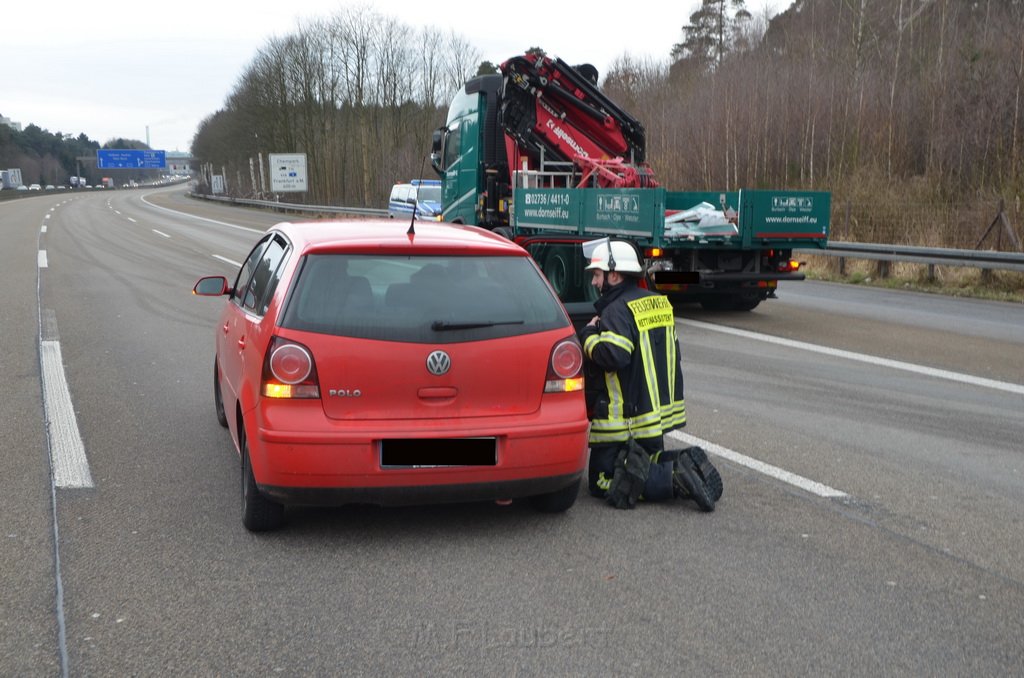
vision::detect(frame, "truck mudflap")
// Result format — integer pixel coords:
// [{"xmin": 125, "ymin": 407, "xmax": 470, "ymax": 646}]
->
[
  {"xmin": 653, "ymin": 271, "xmax": 806, "ymax": 312},
  {"xmin": 685, "ymin": 272, "xmax": 806, "ymax": 283},
  {"xmin": 651, "ymin": 270, "xmax": 802, "ymax": 286}
]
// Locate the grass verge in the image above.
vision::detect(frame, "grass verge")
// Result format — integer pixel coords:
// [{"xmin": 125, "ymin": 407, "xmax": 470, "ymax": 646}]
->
[{"xmin": 799, "ymin": 255, "xmax": 1024, "ymax": 304}]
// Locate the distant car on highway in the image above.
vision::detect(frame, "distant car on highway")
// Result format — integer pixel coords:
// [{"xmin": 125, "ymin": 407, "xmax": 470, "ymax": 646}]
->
[
  {"xmin": 192, "ymin": 219, "xmax": 589, "ymax": 531},
  {"xmin": 388, "ymin": 180, "xmax": 442, "ymax": 220},
  {"xmin": 28, "ymin": 183, "xmax": 41, "ymax": 190}
]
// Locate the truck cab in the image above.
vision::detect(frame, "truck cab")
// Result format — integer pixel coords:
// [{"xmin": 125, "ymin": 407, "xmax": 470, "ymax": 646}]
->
[{"xmin": 431, "ymin": 75, "xmax": 509, "ymax": 227}]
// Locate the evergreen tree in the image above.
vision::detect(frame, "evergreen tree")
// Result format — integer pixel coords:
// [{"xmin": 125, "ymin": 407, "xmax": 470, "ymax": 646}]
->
[{"xmin": 671, "ymin": 0, "xmax": 752, "ymax": 68}]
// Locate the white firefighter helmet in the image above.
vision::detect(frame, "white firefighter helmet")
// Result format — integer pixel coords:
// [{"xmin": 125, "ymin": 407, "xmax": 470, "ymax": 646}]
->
[{"xmin": 584, "ymin": 240, "xmax": 644, "ymax": 274}]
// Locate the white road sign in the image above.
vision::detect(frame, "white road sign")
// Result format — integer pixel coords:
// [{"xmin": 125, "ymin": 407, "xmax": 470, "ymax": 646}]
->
[{"xmin": 269, "ymin": 153, "xmax": 308, "ymax": 193}]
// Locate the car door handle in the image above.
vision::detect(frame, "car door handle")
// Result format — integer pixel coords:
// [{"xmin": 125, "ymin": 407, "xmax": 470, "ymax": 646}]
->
[{"xmin": 237, "ymin": 337, "xmax": 246, "ymax": 350}]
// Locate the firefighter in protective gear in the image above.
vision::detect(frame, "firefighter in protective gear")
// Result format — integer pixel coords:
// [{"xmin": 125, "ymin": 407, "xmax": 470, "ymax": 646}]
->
[{"xmin": 580, "ymin": 240, "xmax": 715, "ymax": 511}]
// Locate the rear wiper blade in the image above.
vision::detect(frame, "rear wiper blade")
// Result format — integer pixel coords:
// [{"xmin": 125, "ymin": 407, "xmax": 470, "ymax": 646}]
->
[{"xmin": 431, "ymin": 320, "xmax": 525, "ymax": 331}]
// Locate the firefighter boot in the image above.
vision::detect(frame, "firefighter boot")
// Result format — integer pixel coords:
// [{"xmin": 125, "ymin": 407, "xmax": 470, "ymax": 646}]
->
[
  {"xmin": 673, "ymin": 454, "xmax": 715, "ymax": 512},
  {"xmin": 683, "ymin": 446, "xmax": 723, "ymax": 502}
]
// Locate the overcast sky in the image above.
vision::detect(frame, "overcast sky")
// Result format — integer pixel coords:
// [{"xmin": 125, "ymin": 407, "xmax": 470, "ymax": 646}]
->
[{"xmin": 3, "ymin": 1, "xmax": 786, "ymax": 153}]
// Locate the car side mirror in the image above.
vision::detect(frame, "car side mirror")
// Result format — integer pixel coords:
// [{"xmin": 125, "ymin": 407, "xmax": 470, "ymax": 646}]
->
[
  {"xmin": 193, "ymin": 276, "xmax": 230, "ymax": 296},
  {"xmin": 430, "ymin": 129, "xmax": 445, "ymax": 174}
]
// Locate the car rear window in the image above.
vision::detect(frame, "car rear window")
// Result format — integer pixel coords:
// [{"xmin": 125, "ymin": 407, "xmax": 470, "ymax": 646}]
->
[{"xmin": 279, "ymin": 253, "xmax": 570, "ymax": 343}]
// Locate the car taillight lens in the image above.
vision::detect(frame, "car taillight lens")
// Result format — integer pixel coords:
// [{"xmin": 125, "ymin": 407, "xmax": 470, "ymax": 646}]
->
[
  {"xmin": 262, "ymin": 337, "xmax": 320, "ymax": 399},
  {"xmin": 778, "ymin": 259, "xmax": 801, "ymax": 272},
  {"xmin": 545, "ymin": 338, "xmax": 584, "ymax": 393}
]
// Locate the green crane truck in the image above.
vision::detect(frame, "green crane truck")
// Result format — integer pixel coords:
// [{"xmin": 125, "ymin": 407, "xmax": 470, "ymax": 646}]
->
[{"xmin": 430, "ymin": 52, "xmax": 830, "ymax": 312}]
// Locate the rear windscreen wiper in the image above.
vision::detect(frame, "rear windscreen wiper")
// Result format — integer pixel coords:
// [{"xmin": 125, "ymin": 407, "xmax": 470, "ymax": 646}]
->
[{"xmin": 431, "ymin": 320, "xmax": 525, "ymax": 331}]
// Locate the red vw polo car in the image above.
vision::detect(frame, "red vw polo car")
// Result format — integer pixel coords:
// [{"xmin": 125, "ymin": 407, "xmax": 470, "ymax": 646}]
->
[{"xmin": 193, "ymin": 220, "xmax": 589, "ymax": 531}]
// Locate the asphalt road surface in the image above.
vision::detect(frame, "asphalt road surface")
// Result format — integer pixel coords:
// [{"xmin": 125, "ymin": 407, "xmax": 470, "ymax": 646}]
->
[{"xmin": 2, "ymin": 185, "xmax": 1022, "ymax": 676}]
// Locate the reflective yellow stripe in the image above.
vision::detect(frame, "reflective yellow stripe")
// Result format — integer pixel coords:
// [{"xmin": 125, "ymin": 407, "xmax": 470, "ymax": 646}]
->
[
  {"xmin": 589, "ymin": 418, "xmax": 629, "ymax": 433},
  {"xmin": 638, "ymin": 330, "xmax": 659, "ymax": 417},
  {"xmin": 661, "ymin": 404, "xmax": 687, "ymax": 429},
  {"xmin": 601, "ymin": 331, "xmax": 634, "ymax": 353},
  {"xmin": 606, "ymin": 372, "xmax": 625, "ymax": 424},
  {"xmin": 589, "ymin": 429, "xmax": 662, "ymax": 443},
  {"xmin": 585, "ymin": 330, "xmax": 634, "ymax": 356},
  {"xmin": 589, "ymin": 430, "xmax": 627, "ymax": 444},
  {"xmin": 667, "ymin": 324, "xmax": 678, "ymax": 404}
]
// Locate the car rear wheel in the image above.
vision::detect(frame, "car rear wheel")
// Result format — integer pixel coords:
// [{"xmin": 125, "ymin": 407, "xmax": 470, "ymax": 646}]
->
[
  {"xmin": 241, "ymin": 435, "xmax": 285, "ymax": 532},
  {"xmin": 529, "ymin": 478, "xmax": 580, "ymax": 513},
  {"xmin": 213, "ymin": 359, "xmax": 228, "ymax": 428}
]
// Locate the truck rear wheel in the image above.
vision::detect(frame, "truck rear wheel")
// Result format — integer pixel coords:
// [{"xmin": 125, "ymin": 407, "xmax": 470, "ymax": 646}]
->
[
  {"xmin": 699, "ymin": 293, "xmax": 762, "ymax": 312},
  {"xmin": 731, "ymin": 295, "xmax": 762, "ymax": 311},
  {"xmin": 699, "ymin": 297, "xmax": 734, "ymax": 311}
]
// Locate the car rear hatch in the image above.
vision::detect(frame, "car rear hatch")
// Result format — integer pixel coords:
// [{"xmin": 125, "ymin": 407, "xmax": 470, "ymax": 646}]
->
[
  {"xmin": 296, "ymin": 332, "xmax": 561, "ymax": 421},
  {"xmin": 276, "ymin": 250, "xmax": 574, "ymax": 421}
]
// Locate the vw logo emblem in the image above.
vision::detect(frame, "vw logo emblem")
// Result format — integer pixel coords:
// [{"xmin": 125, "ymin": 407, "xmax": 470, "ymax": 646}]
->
[{"xmin": 426, "ymin": 350, "xmax": 451, "ymax": 376}]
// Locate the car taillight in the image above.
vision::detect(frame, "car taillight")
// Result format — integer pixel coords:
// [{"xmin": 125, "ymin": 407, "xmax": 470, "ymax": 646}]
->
[
  {"xmin": 262, "ymin": 337, "xmax": 320, "ymax": 399},
  {"xmin": 778, "ymin": 259, "xmax": 801, "ymax": 272},
  {"xmin": 545, "ymin": 338, "xmax": 584, "ymax": 393}
]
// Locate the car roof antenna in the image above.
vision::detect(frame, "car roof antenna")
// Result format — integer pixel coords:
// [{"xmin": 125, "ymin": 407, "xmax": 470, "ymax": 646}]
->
[{"xmin": 408, "ymin": 157, "xmax": 429, "ymax": 236}]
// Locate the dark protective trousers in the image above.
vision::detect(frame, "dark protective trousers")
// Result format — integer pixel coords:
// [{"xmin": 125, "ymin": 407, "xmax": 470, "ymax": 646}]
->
[{"xmin": 588, "ymin": 436, "xmax": 677, "ymax": 502}]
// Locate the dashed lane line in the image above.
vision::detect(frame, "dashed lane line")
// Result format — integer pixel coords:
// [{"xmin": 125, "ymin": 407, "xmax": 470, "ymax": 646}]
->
[
  {"xmin": 668, "ymin": 431, "xmax": 848, "ymax": 499},
  {"xmin": 140, "ymin": 193, "xmax": 264, "ymax": 234},
  {"xmin": 213, "ymin": 255, "xmax": 242, "ymax": 267},
  {"xmin": 40, "ymin": 340, "xmax": 93, "ymax": 488}
]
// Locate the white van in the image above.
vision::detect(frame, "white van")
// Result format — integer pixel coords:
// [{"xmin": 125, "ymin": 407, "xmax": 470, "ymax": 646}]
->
[{"xmin": 388, "ymin": 180, "xmax": 442, "ymax": 220}]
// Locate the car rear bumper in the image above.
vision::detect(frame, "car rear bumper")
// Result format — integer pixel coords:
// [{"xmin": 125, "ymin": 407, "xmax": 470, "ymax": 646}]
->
[
  {"xmin": 247, "ymin": 410, "xmax": 590, "ymax": 506},
  {"xmin": 260, "ymin": 471, "xmax": 582, "ymax": 507}
]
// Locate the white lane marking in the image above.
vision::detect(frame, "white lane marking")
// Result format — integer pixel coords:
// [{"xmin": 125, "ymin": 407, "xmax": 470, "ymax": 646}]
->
[
  {"xmin": 40, "ymin": 341, "xmax": 94, "ymax": 488},
  {"xmin": 213, "ymin": 255, "xmax": 242, "ymax": 267},
  {"xmin": 38, "ymin": 250, "xmax": 48, "ymax": 268},
  {"xmin": 152, "ymin": 230, "xmax": 171, "ymax": 239},
  {"xmin": 679, "ymin": 318, "xmax": 1024, "ymax": 396},
  {"xmin": 114, "ymin": 210, "xmax": 121, "ymax": 215},
  {"xmin": 45, "ymin": 214, "xmax": 51, "ymax": 219},
  {"xmin": 140, "ymin": 194, "xmax": 264, "ymax": 234},
  {"xmin": 668, "ymin": 431, "xmax": 848, "ymax": 498},
  {"xmin": 41, "ymin": 225, "xmax": 47, "ymax": 233},
  {"xmin": 127, "ymin": 217, "xmax": 137, "ymax": 223}
]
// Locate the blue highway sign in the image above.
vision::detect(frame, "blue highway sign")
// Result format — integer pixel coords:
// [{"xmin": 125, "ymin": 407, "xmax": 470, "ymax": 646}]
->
[{"xmin": 96, "ymin": 149, "xmax": 167, "ymax": 169}]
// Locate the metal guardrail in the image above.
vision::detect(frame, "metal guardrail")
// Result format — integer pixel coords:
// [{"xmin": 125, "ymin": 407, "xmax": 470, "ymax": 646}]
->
[
  {"xmin": 796, "ymin": 241, "xmax": 1024, "ymax": 273},
  {"xmin": 190, "ymin": 192, "xmax": 388, "ymax": 218}
]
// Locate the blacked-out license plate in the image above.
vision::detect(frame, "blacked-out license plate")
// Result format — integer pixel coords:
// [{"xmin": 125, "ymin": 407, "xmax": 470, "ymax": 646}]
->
[{"xmin": 380, "ymin": 438, "xmax": 497, "ymax": 468}]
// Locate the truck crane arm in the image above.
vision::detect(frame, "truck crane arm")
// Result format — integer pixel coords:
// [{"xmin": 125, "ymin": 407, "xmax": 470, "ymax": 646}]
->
[{"xmin": 499, "ymin": 53, "xmax": 648, "ymax": 169}]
